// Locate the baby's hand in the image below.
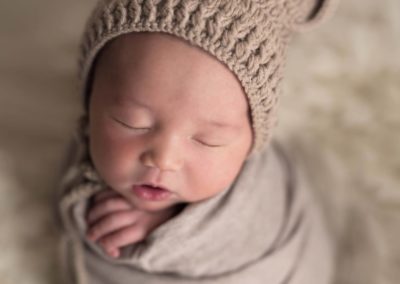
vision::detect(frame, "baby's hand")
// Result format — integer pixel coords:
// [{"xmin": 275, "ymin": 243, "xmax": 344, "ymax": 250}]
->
[{"xmin": 85, "ymin": 189, "xmax": 177, "ymax": 258}]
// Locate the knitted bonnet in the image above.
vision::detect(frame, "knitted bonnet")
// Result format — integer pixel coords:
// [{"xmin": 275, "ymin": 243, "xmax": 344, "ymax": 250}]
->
[{"xmin": 78, "ymin": 0, "xmax": 337, "ymax": 154}]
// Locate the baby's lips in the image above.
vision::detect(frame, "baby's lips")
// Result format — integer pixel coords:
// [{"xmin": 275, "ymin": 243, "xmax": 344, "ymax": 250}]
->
[{"xmin": 137, "ymin": 181, "xmax": 172, "ymax": 192}]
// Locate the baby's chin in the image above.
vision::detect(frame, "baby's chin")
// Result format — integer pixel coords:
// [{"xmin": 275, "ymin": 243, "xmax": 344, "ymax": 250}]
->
[{"xmin": 124, "ymin": 193, "xmax": 185, "ymax": 214}]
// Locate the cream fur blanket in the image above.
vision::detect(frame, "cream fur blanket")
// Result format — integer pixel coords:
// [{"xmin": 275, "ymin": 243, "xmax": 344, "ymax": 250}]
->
[{"xmin": 56, "ymin": 116, "xmax": 335, "ymax": 284}]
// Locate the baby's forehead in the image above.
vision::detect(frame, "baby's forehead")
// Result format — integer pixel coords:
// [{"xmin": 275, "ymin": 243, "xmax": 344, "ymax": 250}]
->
[
  {"xmin": 94, "ymin": 33, "xmax": 247, "ymax": 106},
  {"xmin": 90, "ymin": 39, "xmax": 249, "ymax": 129},
  {"xmin": 100, "ymin": 34, "xmax": 235, "ymax": 78}
]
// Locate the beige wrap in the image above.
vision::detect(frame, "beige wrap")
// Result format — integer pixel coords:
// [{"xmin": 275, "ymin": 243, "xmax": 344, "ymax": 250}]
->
[{"xmin": 55, "ymin": 116, "xmax": 336, "ymax": 284}]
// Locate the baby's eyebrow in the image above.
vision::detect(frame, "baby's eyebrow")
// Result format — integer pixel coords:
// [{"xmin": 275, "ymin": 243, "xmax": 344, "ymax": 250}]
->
[
  {"xmin": 114, "ymin": 96, "xmax": 151, "ymax": 110},
  {"xmin": 200, "ymin": 118, "xmax": 238, "ymax": 130},
  {"xmin": 114, "ymin": 95, "xmax": 238, "ymax": 130}
]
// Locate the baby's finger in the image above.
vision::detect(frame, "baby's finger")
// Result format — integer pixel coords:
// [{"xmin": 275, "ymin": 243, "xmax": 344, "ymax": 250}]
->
[
  {"xmin": 98, "ymin": 225, "xmax": 147, "ymax": 256},
  {"xmin": 104, "ymin": 247, "xmax": 120, "ymax": 258},
  {"xmin": 87, "ymin": 197, "xmax": 132, "ymax": 225},
  {"xmin": 87, "ymin": 210, "xmax": 139, "ymax": 241}
]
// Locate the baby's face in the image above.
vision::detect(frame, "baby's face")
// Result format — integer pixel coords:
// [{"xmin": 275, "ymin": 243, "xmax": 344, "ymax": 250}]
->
[{"xmin": 88, "ymin": 33, "xmax": 253, "ymax": 213}]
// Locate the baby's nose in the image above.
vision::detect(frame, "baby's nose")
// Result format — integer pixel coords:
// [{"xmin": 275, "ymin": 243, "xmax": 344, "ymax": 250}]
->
[{"xmin": 140, "ymin": 135, "xmax": 184, "ymax": 172}]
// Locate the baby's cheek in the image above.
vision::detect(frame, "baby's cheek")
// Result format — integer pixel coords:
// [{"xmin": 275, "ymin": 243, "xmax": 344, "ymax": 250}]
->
[
  {"xmin": 214, "ymin": 154, "xmax": 247, "ymax": 189},
  {"xmin": 89, "ymin": 136, "xmax": 120, "ymax": 184},
  {"xmin": 191, "ymin": 157, "xmax": 239, "ymax": 199},
  {"xmin": 93, "ymin": 140, "xmax": 144, "ymax": 193}
]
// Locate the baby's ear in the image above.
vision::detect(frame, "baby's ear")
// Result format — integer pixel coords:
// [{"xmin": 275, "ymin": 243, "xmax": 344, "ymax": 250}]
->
[{"xmin": 286, "ymin": 0, "xmax": 340, "ymax": 32}]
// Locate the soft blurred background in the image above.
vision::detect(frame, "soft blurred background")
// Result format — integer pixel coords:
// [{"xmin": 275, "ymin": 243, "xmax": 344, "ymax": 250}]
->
[{"xmin": 0, "ymin": 1, "xmax": 399, "ymax": 283}]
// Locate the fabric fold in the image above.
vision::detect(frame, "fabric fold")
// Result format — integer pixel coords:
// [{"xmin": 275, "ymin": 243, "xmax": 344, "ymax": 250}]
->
[{"xmin": 56, "ymin": 115, "xmax": 334, "ymax": 284}]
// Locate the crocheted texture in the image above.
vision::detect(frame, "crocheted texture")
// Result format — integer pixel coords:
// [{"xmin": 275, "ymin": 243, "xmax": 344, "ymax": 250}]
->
[{"xmin": 78, "ymin": 0, "xmax": 336, "ymax": 154}]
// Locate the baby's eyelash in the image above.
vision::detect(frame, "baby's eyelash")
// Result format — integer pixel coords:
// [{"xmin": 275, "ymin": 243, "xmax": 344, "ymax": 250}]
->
[
  {"xmin": 195, "ymin": 139, "xmax": 223, "ymax": 148},
  {"xmin": 112, "ymin": 116, "xmax": 223, "ymax": 146},
  {"xmin": 112, "ymin": 117, "xmax": 151, "ymax": 131}
]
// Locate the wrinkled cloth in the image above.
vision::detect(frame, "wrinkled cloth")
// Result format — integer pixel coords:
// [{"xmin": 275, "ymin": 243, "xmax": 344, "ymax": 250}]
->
[{"xmin": 55, "ymin": 115, "xmax": 335, "ymax": 284}]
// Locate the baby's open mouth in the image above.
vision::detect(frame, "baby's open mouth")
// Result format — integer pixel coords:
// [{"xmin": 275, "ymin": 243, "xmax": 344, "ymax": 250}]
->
[
  {"xmin": 143, "ymin": 184, "xmax": 168, "ymax": 191},
  {"xmin": 132, "ymin": 184, "xmax": 172, "ymax": 201}
]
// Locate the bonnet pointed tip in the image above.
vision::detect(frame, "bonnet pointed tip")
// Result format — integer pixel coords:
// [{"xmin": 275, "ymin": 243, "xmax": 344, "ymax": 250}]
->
[{"xmin": 291, "ymin": 0, "xmax": 340, "ymax": 33}]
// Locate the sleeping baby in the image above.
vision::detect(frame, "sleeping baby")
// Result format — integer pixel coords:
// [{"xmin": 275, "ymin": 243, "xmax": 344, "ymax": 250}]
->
[{"xmin": 56, "ymin": 0, "xmax": 338, "ymax": 283}]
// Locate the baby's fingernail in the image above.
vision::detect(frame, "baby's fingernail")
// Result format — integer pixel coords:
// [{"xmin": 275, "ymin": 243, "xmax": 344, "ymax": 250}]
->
[
  {"xmin": 112, "ymin": 250, "xmax": 119, "ymax": 258},
  {"xmin": 107, "ymin": 248, "xmax": 119, "ymax": 258}
]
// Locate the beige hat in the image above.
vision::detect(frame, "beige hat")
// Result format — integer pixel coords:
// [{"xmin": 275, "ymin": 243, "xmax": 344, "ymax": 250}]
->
[{"xmin": 78, "ymin": 0, "xmax": 338, "ymax": 154}]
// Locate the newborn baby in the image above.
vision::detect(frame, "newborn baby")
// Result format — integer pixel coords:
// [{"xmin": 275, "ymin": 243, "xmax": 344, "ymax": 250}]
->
[
  {"xmin": 85, "ymin": 32, "xmax": 253, "ymax": 258},
  {"xmin": 56, "ymin": 0, "xmax": 338, "ymax": 283}
]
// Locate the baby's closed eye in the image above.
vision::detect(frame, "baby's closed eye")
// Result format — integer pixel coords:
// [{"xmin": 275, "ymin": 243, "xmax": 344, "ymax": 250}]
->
[{"xmin": 191, "ymin": 137, "xmax": 228, "ymax": 148}]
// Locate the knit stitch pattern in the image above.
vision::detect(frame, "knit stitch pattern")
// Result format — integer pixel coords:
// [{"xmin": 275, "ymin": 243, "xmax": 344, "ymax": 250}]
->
[{"xmin": 78, "ymin": 0, "xmax": 337, "ymax": 154}]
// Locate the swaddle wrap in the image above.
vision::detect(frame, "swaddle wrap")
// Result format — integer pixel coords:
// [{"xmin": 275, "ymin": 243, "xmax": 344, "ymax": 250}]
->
[{"xmin": 56, "ymin": 115, "xmax": 335, "ymax": 284}]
